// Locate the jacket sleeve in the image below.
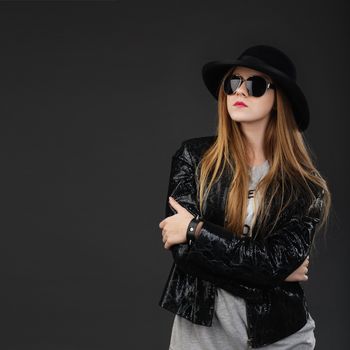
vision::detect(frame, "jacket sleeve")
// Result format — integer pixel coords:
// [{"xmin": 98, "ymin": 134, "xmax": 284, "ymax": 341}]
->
[
  {"xmin": 185, "ymin": 208, "xmax": 323, "ymax": 287},
  {"xmin": 165, "ymin": 140, "xmax": 201, "ymax": 264},
  {"xmin": 165, "ymin": 139, "xmax": 324, "ymax": 288}
]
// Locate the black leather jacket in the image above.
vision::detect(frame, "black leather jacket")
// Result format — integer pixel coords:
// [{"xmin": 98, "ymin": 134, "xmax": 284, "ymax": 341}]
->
[{"xmin": 158, "ymin": 135, "xmax": 325, "ymax": 348}]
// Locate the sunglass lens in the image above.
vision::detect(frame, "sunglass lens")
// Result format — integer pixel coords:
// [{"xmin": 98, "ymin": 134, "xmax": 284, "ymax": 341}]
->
[
  {"xmin": 247, "ymin": 76, "xmax": 267, "ymax": 97},
  {"xmin": 224, "ymin": 75, "xmax": 241, "ymax": 95}
]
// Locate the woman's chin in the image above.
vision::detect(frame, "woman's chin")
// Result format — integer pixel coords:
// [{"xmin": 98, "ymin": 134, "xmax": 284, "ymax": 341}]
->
[
  {"xmin": 229, "ymin": 117, "xmax": 254, "ymax": 123},
  {"xmin": 228, "ymin": 114, "xmax": 270, "ymax": 124}
]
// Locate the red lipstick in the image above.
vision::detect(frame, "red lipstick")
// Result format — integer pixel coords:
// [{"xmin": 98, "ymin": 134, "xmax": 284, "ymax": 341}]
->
[{"xmin": 234, "ymin": 101, "xmax": 248, "ymax": 107}]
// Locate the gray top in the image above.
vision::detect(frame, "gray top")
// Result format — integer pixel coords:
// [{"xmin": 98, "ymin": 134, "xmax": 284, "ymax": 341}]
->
[{"xmin": 169, "ymin": 160, "xmax": 316, "ymax": 349}]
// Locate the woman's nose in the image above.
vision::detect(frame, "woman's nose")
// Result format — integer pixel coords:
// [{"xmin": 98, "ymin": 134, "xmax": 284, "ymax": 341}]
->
[{"xmin": 234, "ymin": 81, "xmax": 248, "ymax": 96}]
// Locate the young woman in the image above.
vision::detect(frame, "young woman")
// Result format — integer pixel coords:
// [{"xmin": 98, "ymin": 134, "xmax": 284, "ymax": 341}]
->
[{"xmin": 158, "ymin": 44, "xmax": 331, "ymax": 349}]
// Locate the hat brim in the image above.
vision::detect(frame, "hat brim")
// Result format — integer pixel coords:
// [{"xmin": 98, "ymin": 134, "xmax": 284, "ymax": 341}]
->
[{"xmin": 202, "ymin": 60, "xmax": 309, "ymax": 132}]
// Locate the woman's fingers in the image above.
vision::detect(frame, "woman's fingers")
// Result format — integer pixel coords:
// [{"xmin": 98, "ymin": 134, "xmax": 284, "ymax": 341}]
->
[
  {"xmin": 168, "ymin": 197, "xmax": 182, "ymax": 213},
  {"xmin": 284, "ymin": 257, "xmax": 310, "ymax": 282}
]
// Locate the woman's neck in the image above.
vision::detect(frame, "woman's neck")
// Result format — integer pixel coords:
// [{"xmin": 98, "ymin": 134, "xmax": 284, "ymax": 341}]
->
[{"xmin": 240, "ymin": 121, "xmax": 267, "ymax": 167}]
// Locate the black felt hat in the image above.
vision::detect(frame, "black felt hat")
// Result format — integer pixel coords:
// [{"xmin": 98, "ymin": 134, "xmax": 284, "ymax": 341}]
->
[{"xmin": 202, "ymin": 44, "xmax": 310, "ymax": 131}]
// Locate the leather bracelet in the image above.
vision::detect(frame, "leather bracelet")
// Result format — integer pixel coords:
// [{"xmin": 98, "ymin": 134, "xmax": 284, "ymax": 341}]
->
[{"xmin": 186, "ymin": 215, "xmax": 202, "ymax": 245}]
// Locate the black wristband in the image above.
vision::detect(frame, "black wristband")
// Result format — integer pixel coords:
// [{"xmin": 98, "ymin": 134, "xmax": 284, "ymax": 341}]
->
[{"xmin": 186, "ymin": 215, "xmax": 202, "ymax": 245}]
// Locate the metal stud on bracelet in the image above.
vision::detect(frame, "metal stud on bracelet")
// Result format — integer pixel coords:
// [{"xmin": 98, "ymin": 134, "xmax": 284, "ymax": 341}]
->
[{"xmin": 186, "ymin": 215, "xmax": 202, "ymax": 245}]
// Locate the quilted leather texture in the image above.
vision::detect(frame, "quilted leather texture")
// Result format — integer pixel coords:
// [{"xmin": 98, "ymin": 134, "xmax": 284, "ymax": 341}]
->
[{"xmin": 158, "ymin": 135, "xmax": 324, "ymax": 348}]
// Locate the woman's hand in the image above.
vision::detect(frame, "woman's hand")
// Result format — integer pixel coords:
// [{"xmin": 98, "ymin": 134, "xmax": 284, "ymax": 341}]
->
[
  {"xmin": 159, "ymin": 197, "xmax": 194, "ymax": 250},
  {"xmin": 284, "ymin": 256, "xmax": 310, "ymax": 282}
]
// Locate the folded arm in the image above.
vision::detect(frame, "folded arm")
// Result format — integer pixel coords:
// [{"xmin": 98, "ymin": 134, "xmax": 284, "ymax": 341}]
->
[
  {"xmin": 165, "ymin": 140, "xmax": 324, "ymax": 289},
  {"xmin": 183, "ymin": 211, "xmax": 321, "ymax": 287}
]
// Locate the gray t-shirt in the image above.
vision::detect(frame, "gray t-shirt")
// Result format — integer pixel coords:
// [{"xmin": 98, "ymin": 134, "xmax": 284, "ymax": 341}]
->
[{"xmin": 169, "ymin": 160, "xmax": 316, "ymax": 349}]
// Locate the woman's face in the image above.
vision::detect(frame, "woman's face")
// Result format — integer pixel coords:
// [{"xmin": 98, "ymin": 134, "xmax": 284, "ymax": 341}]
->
[{"xmin": 226, "ymin": 66, "xmax": 275, "ymax": 127}]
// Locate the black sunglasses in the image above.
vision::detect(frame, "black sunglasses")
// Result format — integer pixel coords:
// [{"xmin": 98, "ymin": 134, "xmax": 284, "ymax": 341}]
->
[{"xmin": 223, "ymin": 74, "xmax": 275, "ymax": 97}]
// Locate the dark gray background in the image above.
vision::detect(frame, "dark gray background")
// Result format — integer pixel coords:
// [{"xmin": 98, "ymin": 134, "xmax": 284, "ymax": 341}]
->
[{"xmin": 0, "ymin": 1, "xmax": 347, "ymax": 349}]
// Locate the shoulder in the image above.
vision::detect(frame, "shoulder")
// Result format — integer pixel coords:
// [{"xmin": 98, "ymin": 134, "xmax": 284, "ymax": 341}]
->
[{"xmin": 174, "ymin": 135, "xmax": 217, "ymax": 163}]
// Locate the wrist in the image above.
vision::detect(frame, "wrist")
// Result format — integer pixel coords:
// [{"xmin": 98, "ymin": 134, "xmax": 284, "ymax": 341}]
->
[{"xmin": 186, "ymin": 216, "xmax": 203, "ymax": 245}]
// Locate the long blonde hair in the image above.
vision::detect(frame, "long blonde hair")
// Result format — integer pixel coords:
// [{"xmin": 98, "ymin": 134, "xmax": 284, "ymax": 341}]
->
[{"xmin": 197, "ymin": 67, "xmax": 331, "ymax": 239}]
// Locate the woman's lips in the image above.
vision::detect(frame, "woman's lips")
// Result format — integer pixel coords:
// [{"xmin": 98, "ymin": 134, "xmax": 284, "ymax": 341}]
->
[{"xmin": 233, "ymin": 101, "xmax": 248, "ymax": 107}]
